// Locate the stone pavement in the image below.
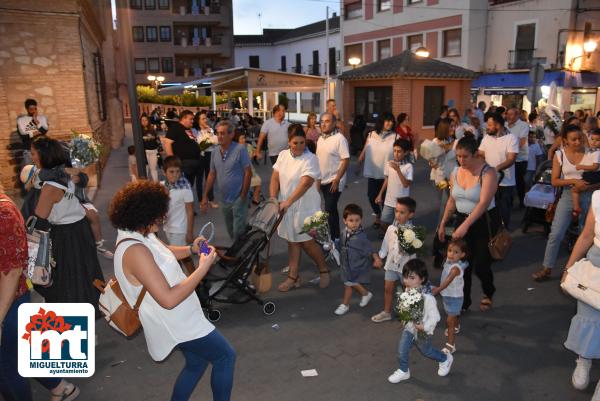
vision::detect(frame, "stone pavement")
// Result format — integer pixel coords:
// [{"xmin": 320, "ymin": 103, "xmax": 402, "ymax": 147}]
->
[{"xmin": 29, "ymin": 128, "xmax": 595, "ymax": 401}]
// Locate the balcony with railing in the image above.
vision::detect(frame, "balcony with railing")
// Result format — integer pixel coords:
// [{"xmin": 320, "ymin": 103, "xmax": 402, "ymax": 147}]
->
[
  {"xmin": 508, "ymin": 49, "xmax": 546, "ymax": 69},
  {"xmin": 170, "ymin": 0, "xmax": 230, "ymax": 26},
  {"xmin": 308, "ymin": 63, "xmax": 320, "ymax": 76}
]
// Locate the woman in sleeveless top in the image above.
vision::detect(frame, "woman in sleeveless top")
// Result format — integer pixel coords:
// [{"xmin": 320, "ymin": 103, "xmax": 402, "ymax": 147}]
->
[
  {"xmin": 533, "ymin": 125, "xmax": 599, "ymax": 281},
  {"xmin": 108, "ymin": 181, "xmax": 235, "ymax": 401},
  {"xmin": 193, "ymin": 111, "xmax": 219, "ymax": 208},
  {"xmin": 438, "ymin": 136, "xmax": 500, "ymax": 312},
  {"xmin": 30, "ymin": 136, "xmax": 104, "ymax": 310},
  {"xmin": 358, "ymin": 113, "xmax": 396, "ymax": 228},
  {"xmin": 562, "ymin": 190, "xmax": 600, "ymax": 397}
]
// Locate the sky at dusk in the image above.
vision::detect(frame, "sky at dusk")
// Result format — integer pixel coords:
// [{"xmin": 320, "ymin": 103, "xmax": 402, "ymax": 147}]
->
[{"xmin": 232, "ymin": 0, "xmax": 340, "ymax": 35}]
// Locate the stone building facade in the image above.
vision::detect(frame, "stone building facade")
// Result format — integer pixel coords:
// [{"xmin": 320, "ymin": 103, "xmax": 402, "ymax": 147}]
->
[{"xmin": 0, "ymin": 0, "xmax": 124, "ymax": 198}]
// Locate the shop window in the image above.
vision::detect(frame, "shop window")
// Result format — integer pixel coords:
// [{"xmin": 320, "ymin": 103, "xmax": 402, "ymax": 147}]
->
[
  {"xmin": 345, "ymin": 43, "xmax": 362, "ymax": 66},
  {"xmin": 443, "ymin": 29, "xmax": 461, "ymax": 57},
  {"xmin": 570, "ymin": 90, "xmax": 597, "ymax": 112},
  {"xmin": 345, "ymin": 1, "xmax": 362, "ymax": 19},
  {"xmin": 355, "ymin": 86, "xmax": 393, "ymax": 123},
  {"xmin": 423, "ymin": 86, "xmax": 444, "ymax": 126}
]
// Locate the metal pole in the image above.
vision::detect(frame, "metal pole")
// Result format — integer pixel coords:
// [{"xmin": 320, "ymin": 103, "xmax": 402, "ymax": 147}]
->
[
  {"xmin": 338, "ymin": 0, "xmax": 344, "ymax": 117},
  {"xmin": 117, "ymin": 0, "xmax": 147, "ymax": 179},
  {"xmin": 325, "ymin": 6, "xmax": 330, "ymax": 101}
]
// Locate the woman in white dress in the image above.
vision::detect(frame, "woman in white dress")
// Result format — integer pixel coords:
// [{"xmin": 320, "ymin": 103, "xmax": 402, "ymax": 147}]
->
[
  {"xmin": 270, "ymin": 124, "xmax": 331, "ymax": 292},
  {"xmin": 108, "ymin": 181, "xmax": 235, "ymax": 401}
]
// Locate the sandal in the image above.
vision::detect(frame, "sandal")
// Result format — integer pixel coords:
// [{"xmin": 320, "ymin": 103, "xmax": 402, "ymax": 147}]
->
[
  {"xmin": 479, "ymin": 297, "xmax": 493, "ymax": 312},
  {"xmin": 319, "ymin": 270, "xmax": 330, "ymax": 289},
  {"xmin": 532, "ymin": 267, "xmax": 552, "ymax": 282},
  {"xmin": 444, "ymin": 325, "xmax": 461, "ymax": 336},
  {"xmin": 277, "ymin": 275, "xmax": 300, "ymax": 292},
  {"xmin": 442, "ymin": 343, "xmax": 456, "ymax": 354},
  {"xmin": 371, "ymin": 311, "xmax": 392, "ymax": 323},
  {"xmin": 51, "ymin": 382, "xmax": 80, "ymax": 401}
]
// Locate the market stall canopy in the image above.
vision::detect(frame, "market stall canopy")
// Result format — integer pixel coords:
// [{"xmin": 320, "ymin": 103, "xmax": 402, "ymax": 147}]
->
[
  {"xmin": 160, "ymin": 67, "xmax": 327, "ymax": 94},
  {"xmin": 339, "ymin": 50, "xmax": 477, "ymax": 81}
]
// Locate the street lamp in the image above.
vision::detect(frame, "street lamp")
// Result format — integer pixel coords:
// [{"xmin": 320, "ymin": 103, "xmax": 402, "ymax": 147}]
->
[
  {"xmin": 414, "ymin": 46, "xmax": 430, "ymax": 58},
  {"xmin": 147, "ymin": 75, "xmax": 165, "ymax": 90},
  {"xmin": 348, "ymin": 57, "xmax": 361, "ymax": 68}
]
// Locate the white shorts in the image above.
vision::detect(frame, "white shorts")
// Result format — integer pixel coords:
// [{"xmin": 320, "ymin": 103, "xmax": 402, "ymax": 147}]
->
[{"xmin": 165, "ymin": 232, "xmax": 186, "ymax": 246}]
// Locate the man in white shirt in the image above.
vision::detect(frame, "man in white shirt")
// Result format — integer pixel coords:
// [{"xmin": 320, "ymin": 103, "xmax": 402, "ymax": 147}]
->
[
  {"xmin": 326, "ymin": 99, "xmax": 345, "ymax": 137},
  {"xmin": 316, "ymin": 112, "xmax": 349, "ymax": 241},
  {"xmin": 479, "ymin": 113, "xmax": 518, "ymax": 228},
  {"xmin": 254, "ymin": 104, "xmax": 290, "ymax": 165},
  {"xmin": 17, "ymin": 98, "xmax": 48, "ymax": 151},
  {"xmin": 506, "ymin": 107, "xmax": 530, "ymax": 208}
]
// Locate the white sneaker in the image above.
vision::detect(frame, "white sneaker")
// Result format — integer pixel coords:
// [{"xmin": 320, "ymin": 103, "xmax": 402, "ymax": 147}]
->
[
  {"xmin": 359, "ymin": 292, "xmax": 373, "ymax": 307},
  {"xmin": 334, "ymin": 304, "xmax": 350, "ymax": 316},
  {"xmin": 438, "ymin": 353, "xmax": 454, "ymax": 376},
  {"xmin": 572, "ymin": 356, "xmax": 592, "ymax": 390},
  {"xmin": 388, "ymin": 369, "xmax": 410, "ymax": 383}
]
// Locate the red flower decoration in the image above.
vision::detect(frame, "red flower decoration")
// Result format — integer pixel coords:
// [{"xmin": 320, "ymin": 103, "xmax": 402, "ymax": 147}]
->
[{"xmin": 22, "ymin": 307, "xmax": 72, "ymax": 353}]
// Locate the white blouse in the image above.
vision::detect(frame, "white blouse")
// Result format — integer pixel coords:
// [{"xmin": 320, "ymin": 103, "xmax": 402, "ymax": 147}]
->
[
  {"xmin": 114, "ymin": 230, "xmax": 214, "ymax": 361},
  {"xmin": 44, "ymin": 181, "xmax": 86, "ymax": 225},
  {"xmin": 557, "ymin": 149, "xmax": 600, "ymax": 180},
  {"xmin": 363, "ymin": 130, "xmax": 395, "ymax": 179}
]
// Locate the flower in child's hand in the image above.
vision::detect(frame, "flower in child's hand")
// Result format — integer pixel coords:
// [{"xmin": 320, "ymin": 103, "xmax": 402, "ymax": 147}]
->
[
  {"xmin": 412, "ymin": 239, "xmax": 423, "ymax": 249},
  {"xmin": 315, "ymin": 211, "xmax": 324, "ymax": 219},
  {"xmin": 303, "ymin": 216, "xmax": 312, "ymax": 226},
  {"xmin": 403, "ymin": 229, "xmax": 416, "ymax": 243}
]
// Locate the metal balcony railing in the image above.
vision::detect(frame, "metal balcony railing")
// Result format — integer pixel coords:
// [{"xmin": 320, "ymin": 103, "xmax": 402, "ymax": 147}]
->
[{"xmin": 508, "ymin": 49, "xmax": 535, "ymax": 69}]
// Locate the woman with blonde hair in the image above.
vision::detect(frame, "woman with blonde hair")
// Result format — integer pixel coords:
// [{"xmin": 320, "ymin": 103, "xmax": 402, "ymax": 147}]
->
[{"xmin": 304, "ymin": 112, "xmax": 321, "ymax": 151}]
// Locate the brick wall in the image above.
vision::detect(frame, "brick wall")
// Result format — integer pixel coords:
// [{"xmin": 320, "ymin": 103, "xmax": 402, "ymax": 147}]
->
[{"xmin": 0, "ymin": 0, "xmax": 122, "ymax": 197}]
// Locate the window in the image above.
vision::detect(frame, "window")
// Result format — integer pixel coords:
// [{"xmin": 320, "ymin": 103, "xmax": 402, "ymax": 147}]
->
[
  {"xmin": 377, "ymin": 39, "xmax": 391, "ymax": 60},
  {"xmin": 144, "ymin": 0, "xmax": 156, "ymax": 9},
  {"xmin": 148, "ymin": 58, "xmax": 160, "ymax": 73},
  {"xmin": 295, "ymin": 53, "xmax": 302, "ymax": 73},
  {"xmin": 443, "ymin": 29, "xmax": 461, "ymax": 57},
  {"xmin": 408, "ymin": 0, "xmax": 423, "ymax": 4},
  {"xmin": 249, "ymin": 55, "xmax": 260, "ymax": 68},
  {"xmin": 130, "ymin": 0, "xmax": 142, "ymax": 9},
  {"xmin": 329, "ymin": 47, "xmax": 336, "ymax": 75},
  {"xmin": 344, "ymin": 43, "xmax": 362, "ymax": 65},
  {"xmin": 312, "ymin": 50, "xmax": 319, "ymax": 75},
  {"xmin": 161, "ymin": 57, "xmax": 173, "ymax": 73},
  {"xmin": 345, "ymin": 1, "xmax": 362, "ymax": 19},
  {"xmin": 423, "ymin": 86, "xmax": 444, "ymax": 126},
  {"xmin": 407, "ymin": 34, "xmax": 423, "ymax": 51},
  {"xmin": 160, "ymin": 26, "xmax": 171, "ymax": 42},
  {"xmin": 93, "ymin": 52, "xmax": 107, "ymax": 121},
  {"xmin": 158, "ymin": 0, "xmax": 169, "ymax": 9},
  {"xmin": 355, "ymin": 87, "xmax": 392, "ymax": 122},
  {"xmin": 280, "ymin": 55, "xmax": 286, "ymax": 72},
  {"xmin": 132, "ymin": 26, "xmax": 144, "ymax": 42},
  {"xmin": 146, "ymin": 26, "xmax": 158, "ymax": 42},
  {"xmin": 134, "ymin": 58, "xmax": 146, "ymax": 74},
  {"xmin": 377, "ymin": 0, "xmax": 391, "ymax": 11},
  {"xmin": 515, "ymin": 23, "xmax": 535, "ymax": 50}
]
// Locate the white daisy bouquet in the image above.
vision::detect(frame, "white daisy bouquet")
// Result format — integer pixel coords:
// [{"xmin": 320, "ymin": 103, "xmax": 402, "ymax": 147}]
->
[
  {"xmin": 300, "ymin": 211, "xmax": 340, "ymax": 266},
  {"xmin": 397, "ymin": 287, "xmax": 424, "ymax": 325},
  {"xmin": 397, "ymin": 224, "xmax": 426, "ymax": 256},
  {"xmin": 419, "ymin": 139, "xmax": 444, "ymax": 161},
  {"xmin": 70, "ymin": 130, "xmax": 102, "ymax": 167}
]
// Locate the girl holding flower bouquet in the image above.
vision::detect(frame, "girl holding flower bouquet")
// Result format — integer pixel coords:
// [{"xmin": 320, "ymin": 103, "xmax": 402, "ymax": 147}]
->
[
  {"xmin": 388, "ymin": 259, "xmax": 453, "ymax": 383},
  {"xmin": 193, "ymin": 111, "xmax": 219, "ymax": 209}
]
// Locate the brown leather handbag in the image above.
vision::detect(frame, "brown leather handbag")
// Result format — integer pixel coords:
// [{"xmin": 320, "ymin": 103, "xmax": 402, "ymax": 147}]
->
[{"xmin": 486, "ymin": 213, "xmax": 512, "ymax": 261}]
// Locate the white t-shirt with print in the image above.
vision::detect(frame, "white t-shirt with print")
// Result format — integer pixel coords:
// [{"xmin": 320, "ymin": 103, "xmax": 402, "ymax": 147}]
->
[
  {"xmin": 316, "ymin": 132, "xmax": 350, "ymax": 189},
  {"xmin": 383, "ymin": 161, "xmax": 413, "ymax": 207},
  {"xmin": 479, "ymin": 132, "xmax": 519, "ymax": 186},
  {"xmin": 161, "ymin": 181, "xmax": 194, "ymax": 234}
]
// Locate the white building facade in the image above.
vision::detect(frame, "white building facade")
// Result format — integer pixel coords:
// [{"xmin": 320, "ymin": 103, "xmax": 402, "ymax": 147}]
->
[{"xmin": 234, "ymin": 15, "xmax": 341, "ymax": 117}]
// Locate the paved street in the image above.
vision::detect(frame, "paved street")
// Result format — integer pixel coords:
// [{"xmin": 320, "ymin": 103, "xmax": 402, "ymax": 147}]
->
[{"xmin": 30, "ymin": 130, "xmax": 595, "ymax": 401}]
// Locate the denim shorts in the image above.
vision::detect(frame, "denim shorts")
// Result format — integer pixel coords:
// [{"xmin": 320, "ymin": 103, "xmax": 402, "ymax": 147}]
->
[
  {"xmin": 381, "ymin": 205, "xmax": 396, "ymax": 224},
  {"xmin": 384, "ymin": 269, "xmax": 403, "ymax": 282},
  {"xmin": 442, "ymin": 296, "xmax": 463, "ymax": 316}
]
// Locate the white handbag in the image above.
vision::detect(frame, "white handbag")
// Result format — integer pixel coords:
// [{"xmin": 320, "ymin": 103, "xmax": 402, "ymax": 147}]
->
[{"xmin": 561, "ymin": 258, "xmax": 600, "ymax": 310}]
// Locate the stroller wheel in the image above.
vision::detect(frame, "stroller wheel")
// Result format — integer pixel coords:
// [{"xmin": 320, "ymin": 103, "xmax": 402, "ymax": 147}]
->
[
  {"xmin": 207, "ymin": 309, "xmax": 221, "ymax": 322},
  {"xmin": 263, "ymin": 301, "xmax": 276, "ymax": 316}
]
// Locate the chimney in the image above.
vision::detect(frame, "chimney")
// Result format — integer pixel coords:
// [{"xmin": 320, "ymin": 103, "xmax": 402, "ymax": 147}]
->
[{"xmin": 332, "ymin": 12, "xmax": 337, "ymax": 18}]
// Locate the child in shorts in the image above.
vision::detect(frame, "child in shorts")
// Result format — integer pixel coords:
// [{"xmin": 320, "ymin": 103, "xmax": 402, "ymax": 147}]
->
[
  {"xmin": 432, "ymin": 239, "xmax": 469, "ymax": 355},
  {"xmin": 128, "ymin": 145, "xmax": 138, "ymax": 182}
]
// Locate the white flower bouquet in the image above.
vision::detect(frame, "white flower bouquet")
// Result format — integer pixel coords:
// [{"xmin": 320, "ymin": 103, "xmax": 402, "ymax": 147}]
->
[
  {"xmin": 300, "ymin": 211, "xmax": 340, "ymax": 266},
  {"xmin": 396, "ymin": 224, "xmax": 426, "ymax": 256},
  {"xmin": 397, "ymin": 287, "xmax": 425, "ymax": 326},
  {"xmin": 419, "ymin": 139, "xmax": 444, "ymax": 161},
  {"xmin": 70, "ymin": 130, "xmax": 102, "ymax": 168}
]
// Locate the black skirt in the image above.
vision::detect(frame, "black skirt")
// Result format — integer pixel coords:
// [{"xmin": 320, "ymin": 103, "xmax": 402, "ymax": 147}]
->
[{"xmin": 35, "ymin": 218, "xmax": 104, "ymax": 310}]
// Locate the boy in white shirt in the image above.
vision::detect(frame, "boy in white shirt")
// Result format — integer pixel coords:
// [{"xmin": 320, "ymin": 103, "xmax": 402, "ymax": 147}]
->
[
  {"xmin": 371, "ymin": 197, "xmax": 417, "ymax": 323},
  {"xmin": 375, "ymin": 139, "xmax": 413, "ymax": 228},
  {"xmin": 161, "ymin": 156, "xmax": 194, "ymax": 272}
]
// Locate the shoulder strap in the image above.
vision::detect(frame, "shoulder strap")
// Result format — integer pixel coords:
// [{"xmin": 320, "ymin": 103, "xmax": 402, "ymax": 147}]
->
[{"xmin": 116, "ymin": 238, "xmax": 147, "ymax": 310}]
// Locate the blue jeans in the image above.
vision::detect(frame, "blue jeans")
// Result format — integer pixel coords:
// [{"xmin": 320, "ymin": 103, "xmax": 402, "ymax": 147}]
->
[
  {"xmin": 172, "ymin": 329, "xmax": 236, "ymax": 401},
  {"xmin": 543, "ymin": 189, "xmax": 591, "ymax": 269},
  {"xmin": 496, "ymin": 185, "xmax": 514, "ymax": 229},
  {"xmin": 0, "ymin": 292, "xmax": 61, "ymax": 401},
  {"xmin": 397, "ymin": 329, "xmax": 447, "ymax": 372},
  {"xmin": 220, "ymin": 196, "xmax": 248, "ymax": 241}
]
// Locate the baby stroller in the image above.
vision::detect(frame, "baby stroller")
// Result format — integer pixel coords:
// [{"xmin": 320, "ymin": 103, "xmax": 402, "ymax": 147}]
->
[
  {"xmin": 198, "ymin": 200, "xmax": 282, "ymax": 322},
  {"xmin": 522, "ymin": 160, "xmax": 554, "ymax": 236}
]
